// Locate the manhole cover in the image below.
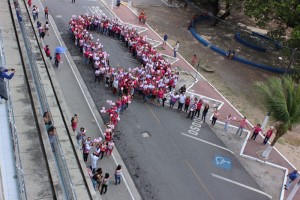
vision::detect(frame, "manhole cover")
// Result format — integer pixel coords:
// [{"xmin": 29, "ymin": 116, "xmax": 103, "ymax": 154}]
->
[{"xmin": 141, "ymin": 132, "xmax": 150, "ymax": 138}]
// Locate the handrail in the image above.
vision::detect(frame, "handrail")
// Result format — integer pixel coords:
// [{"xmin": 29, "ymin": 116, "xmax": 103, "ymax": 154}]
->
[
  {"xmin": 12, "ymin": 1, "xmax": 77, "ymax": 199},
  {"xmin": 0, "ymin": 28, "xmax": 27, "ymax": 200}
]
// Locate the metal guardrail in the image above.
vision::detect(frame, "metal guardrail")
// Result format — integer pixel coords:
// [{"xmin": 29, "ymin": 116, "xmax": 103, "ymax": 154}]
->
[
  {"xmin": 13, "ymin": 2, "xmax": 77, "ymax": 199},
  {"xmin": 0, "ymin": 29, "xmax": 27, "ymax": 200}
]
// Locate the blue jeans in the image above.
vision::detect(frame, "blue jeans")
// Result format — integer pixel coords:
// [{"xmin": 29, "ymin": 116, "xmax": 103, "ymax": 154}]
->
[
  {"xmin": 115, "ymin": 174, "xmax": 121, "ymax": 185},
  {"xmin": 224, "ymin": 122, "xmax": 229, "ymax": 131},
  {"xmin": 83, "ymin": 57, "xmax": 88, "ymax": 65},
  {"xmin": 236, "ymin": 126, "xmax": 244, "ymax": 136},
  {"xmin": 92, "ymin": 179, "xmax": 97, "ymax": 190},
  {"xmin": 174, "ymin": 51, "xmax": 177, "ymax": 57}
]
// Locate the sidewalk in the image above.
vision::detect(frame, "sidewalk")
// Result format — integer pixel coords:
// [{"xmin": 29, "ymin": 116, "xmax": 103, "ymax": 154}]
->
[
  {"xmin": 26, "ymin": 0, "xmax": 142, "ymax": 199},
  {"xmin": 101, "ymin": 1, "xmax": 299, "ymax": 199}
]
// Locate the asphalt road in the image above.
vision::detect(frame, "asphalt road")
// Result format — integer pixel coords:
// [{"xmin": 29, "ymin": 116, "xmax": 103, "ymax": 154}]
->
[{"xmin": 41, "ymin": 0, "xmax": 271, "ymax": 199}]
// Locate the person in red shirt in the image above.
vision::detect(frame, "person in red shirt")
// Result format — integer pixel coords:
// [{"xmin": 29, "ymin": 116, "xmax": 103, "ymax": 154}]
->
[
  {"xmin": 251, "ymin": 124, "xmax": 262, "ymax": 141},
  {"xmin": 184, "ymin": 96, "xmax": 191, "ymax": 112},
  {"xmin": 263, "ymin": 126, "xmax": 274, "ymax": 144},
  {"xmin": 156, "ymin": 88, "xmax": 164, "ymax": 106},
  {"xmin": 195, "ymin": 99, "xmax": 202, "ymax": 117},
  {"xmin": 44, "ymin": 45, "xmax": 52, "ymax": 60},
  {"xmin": 55, "ymin": 53, "xmax": 61, "ymax": 68}
]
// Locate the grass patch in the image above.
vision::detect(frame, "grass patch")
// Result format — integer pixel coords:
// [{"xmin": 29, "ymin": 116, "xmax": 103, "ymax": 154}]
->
[{"xmin": 276, "ymin": 138, "xmax": 285, "ymax": 145}]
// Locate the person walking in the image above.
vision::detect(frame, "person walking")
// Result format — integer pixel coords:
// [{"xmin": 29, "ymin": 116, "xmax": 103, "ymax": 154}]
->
[
  {"xmin": 211, "ymin": 108, "xmax": 219, "ymax": 126},
  {"xmin": 54, "ymin": 53, "xmax": 61, "ymax": 68},
  {"xmin": 99, "ymin": 142, "xmax": 107, "ymax": 160},
  {"xmin": 235, "ymin": 117, "xmax": 249, "ymax": 136},
  {"xmin": 27, "ymin": 0, "xmax": 32, "ymax": 8},
  {"xmin": 263, "ymin": 126, "xmax": 274, "ymax": 144},
  {"xmin": 44, "ymin": 21, "xmax": 49, "ymax": 36},
  {"xmin": 163, "ymin": 33, "xmax": 168, "ymax": 47},
  {"xmin": 90, "ymin": 152, "xmax": 99, "ymax": 174},
  {"xmin": 71, "ymin": 114, "xmax": 78, "ymax": 132},
  {"xmin": 44, "ymin": 45, "xmax": 52, "ymax": 60},
  {"xmin": 100, "ymin": 173, "xmax": 110, "ymax": 195},
  {"xmin": 184, "ymin": 96, "xmax": 190, "ymax": 112},
  {"xmin": 250, "ymin": 124, "xmax": 262, "ymax": 141},
  {"xmin": 44, "ymin": 6, "xmax": 49, "ymax": 19},
  {"xmin": 76, "ymin": 127, "xmax": 86, "ymax": 149},
  {"xmin": 32, "ymin": 6, "xmax": 37, "ymax": 21},
  {"xmin": 115, "ymin": 165, "xmax": 122, "ymax": 185},
  {"xmin": 201, "ymin": 104, "xmax": 209, "ymax": 122},
  {"xmin": 284, "ymin": 170, "xmax": 299, "ymax": 190},
  {"xmin": 173, "ymin": 41, "xmax": 179, "ymax": 57},
  {"xmin": 91, "ymin": 173, "xmax": 102, "ymax": 191}
]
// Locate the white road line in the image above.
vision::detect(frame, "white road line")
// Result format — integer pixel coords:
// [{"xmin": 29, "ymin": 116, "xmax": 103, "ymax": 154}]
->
[
  {"xmin": 211, "ymin": 173, "xmax": 272, "ymax": 199},
  {"xmin": 181, "ymin": 132, "xmax": 234, "ymax": 154},
  {"xmin": 35, "ymin": 1, "xmax": 137, "ymax": 199}
]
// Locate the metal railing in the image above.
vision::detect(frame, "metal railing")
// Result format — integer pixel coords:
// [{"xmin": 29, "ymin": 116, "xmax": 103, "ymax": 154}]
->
[
  {"xmin": 0, "ymin": 29, "xmax": 27, "ymax": 200},
  {"xmin": 13, "ymin": 2, "xmax": 77, "ymax": 199}
]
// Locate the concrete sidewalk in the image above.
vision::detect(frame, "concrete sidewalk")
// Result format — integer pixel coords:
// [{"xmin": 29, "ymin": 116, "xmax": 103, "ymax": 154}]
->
[
  {"xmin": 24, "ymin": 0, "xmax": 142, "ymax": 199},
  {"xmin": 100, "ymin": 1, "xmax": 300, "ymax": 199}
]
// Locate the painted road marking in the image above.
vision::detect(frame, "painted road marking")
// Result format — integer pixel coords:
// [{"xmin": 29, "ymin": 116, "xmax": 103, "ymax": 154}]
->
[
  {"xmin": 211, "ymin": 173, "xmax": 272, "ymax": 199},
  {"xmin": 186, "ymin": 161, "xmax": 215, "ymax": 200},
  {"xmin": 214, "ymin": 155, "xmax": 232, "ymax": 170},
  {"xmin": 187, "ymin": 117, "xmax": 202, "ymax": 136},
  {"xmin": 147, "ymin": 104, "xmax": 160, "ymax": 124},
  {"xmin": 181, "ymin": 132, "xmax": 234, "ymax": 154}
]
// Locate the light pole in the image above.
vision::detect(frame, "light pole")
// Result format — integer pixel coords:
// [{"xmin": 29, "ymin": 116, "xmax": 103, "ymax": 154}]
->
[{"xmin": 111, "ymin": 0, "xmax": 114, "ymax": 10}]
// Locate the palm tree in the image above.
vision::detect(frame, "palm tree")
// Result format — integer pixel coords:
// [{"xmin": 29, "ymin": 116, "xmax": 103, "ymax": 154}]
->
[{"xmin": 255, "ymin": 76, "xmax": 300, "ymax": 158}]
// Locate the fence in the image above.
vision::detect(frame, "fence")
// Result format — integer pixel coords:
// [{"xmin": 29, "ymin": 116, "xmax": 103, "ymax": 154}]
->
[
  {"xmin": 0, "ymin": 29, "xmax": 27, "ymax": 199},
  {"xmin": 13, "ymin": 2, "xmax": 77, "ymax": 199}
]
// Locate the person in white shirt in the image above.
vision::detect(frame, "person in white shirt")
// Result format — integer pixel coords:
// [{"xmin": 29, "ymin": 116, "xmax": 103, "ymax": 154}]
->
[
  {"xmin": 177, "ymin": 93, "xmax": 186, "ymax": 111},
  {"xmin": 95, "ymin": 68, "xmax": 101, "ymax": 83},
  {"xmin": 90, "ymin": 152, "xmax": 99, "ymax": 174}
]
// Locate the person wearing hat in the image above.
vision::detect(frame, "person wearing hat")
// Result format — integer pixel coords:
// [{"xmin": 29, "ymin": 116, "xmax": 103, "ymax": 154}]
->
[
  {"xmin": 0, "ymin": 66, "xmax": 15, "ymax": 81},
  {"xmin": 263, "ymin": 126, "xmax": 274, "ymax": 144}
]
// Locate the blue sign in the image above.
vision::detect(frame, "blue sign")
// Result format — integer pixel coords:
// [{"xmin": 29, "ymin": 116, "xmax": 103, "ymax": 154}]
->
[{"xmin": 214, "ymin": 155, "xmax": 232, "ymax": 170}]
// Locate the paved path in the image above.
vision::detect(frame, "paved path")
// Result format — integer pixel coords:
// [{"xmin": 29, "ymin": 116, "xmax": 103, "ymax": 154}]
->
[{"xmin": 101, "ymin": 1, "xmax": 300, "ymax": 199}]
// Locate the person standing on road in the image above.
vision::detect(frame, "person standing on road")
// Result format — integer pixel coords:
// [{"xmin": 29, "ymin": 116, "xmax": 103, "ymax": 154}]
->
[
  {"xmin": 235, "ymin": 117, "xmax": 249, "ymax": 136},
  {"xmin": 184, "ymin": 96, "xmax": 191, "ymax": 112},
  {"xmin": 285, "ymin": 170, "xmax": 299, "ymax": 190},
  {"xmin": 223, "ymin": 114, "xmax": 232, "ymax": 132},
  {"xmin": 187, "ymin": 101, "xmax": 196, "ymax": 120},
  {"xmin": 163, "ymin": 33, "xmax": 168, "ymax": 47},
  {"xmin": 90, "ymin": 152, "xmax": 99, "ymax": 174},
  {"xmin": 44, "ymin": 6, "xmax": 49, "ymax": 19},
  {"xmin": 32, "ymin": 6, "xmax": 37, "ymax": 21},
  {"xmin": 27, "ymin": 0, "xmax": 32, "ymax": 8},
  {"xmin": 71, "ymin": 114, "xmax": 78, "ymax": 132},
  {"xmin": 177, "ymin": 93, "xmax": 186, "ymax": 111},
  {"xmin": 173, "ymin": 41, "xmax": 179, "ymax": 57},
  {"xmin": 211, "ymin": 108, "xmax": 220, "ymax": 126},
  {"xmin": 95, "ymin": 68, "xmax": 101, "ymax": 83},
  {"xmin": 195, "ymin": 99, "xmax": 202, "ymax": 117},
  {"xmin": 201, "ymin": 103, "xmax": 209, "ymax": 122},
  {"xmin": 191, "ymin": 54, "xmax": 197, "ymax": 67},
  {"xmin": 100, "ymin": 173, "xmax": 110, "ymax": 195},
  {"xmin": 106, "ymin": 140, "xmax": 114, "ymax": 157},
  {"xmin": 82, "ymin": 140, "xmax": 91, "ymax": 162},
  {"xmin": 263, "ymin": 126, "xmax": 274, "ymax": 144},
  {"xmin": 115, "ymin": 165, "xmax": 122, "ymax": 185},
  {"xmin": 250, "ymin": 124, "xmax": 262, "ymax": 141}
]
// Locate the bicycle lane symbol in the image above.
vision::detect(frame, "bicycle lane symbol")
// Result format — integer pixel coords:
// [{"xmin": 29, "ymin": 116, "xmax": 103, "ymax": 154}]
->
[{"xmin": 214, "ymin": 155, "xmax": 232, "ymax": 170}]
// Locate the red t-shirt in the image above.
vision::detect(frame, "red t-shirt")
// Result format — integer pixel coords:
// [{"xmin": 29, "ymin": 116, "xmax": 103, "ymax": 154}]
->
[{"xmin": 254, "ymin": 126, "xmax": 262, "ymax": 133}]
